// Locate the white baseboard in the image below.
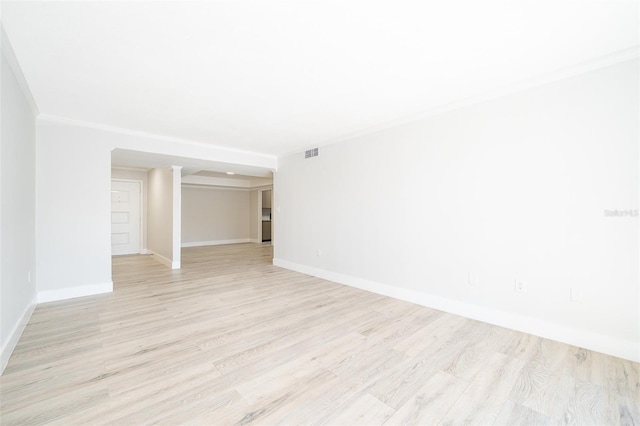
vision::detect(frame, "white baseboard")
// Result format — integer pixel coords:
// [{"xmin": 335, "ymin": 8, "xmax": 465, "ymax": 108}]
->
[
  {"xmin": 181, "ymin": 238, "xmax": 252, "ymax": 248},
  {"xmin": 37, "ymin": 282, "xmax": 113, "ymax": 304},
  {"xmin": 249, "ymin": 238, "xmax": 261, "ymax": 244},
  {"xmin": 273, "ymin": 258, "xmax": 639, "ymax": 363},
  {"xmin": 1, "ymin": 297, "xmax": 36, "ymax": 375},
  {"xmin": 147, "ymin": 250, "xmax": 173, "ymax": 268}
]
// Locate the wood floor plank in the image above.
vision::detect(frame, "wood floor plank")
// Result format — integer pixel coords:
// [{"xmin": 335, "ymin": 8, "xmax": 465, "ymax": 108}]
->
[
  {"xmin": 383, "ymin": 370, "xmax": 469, "ymax": 425},
  {"xmin": 439, "ymin": 351, "xmax": 527, "ymax": 425},
  {"xmin": 510, "ymin": 338, "xmax": 571, "ymax": 416},
  {"xmin": 0, "ymin": 243, "xmax": 638, "ymax": 425},
  {"xmin": 235, "ymin": 369, "xmax": 343, "ymax": 425},
  {"xmin": 392, "ymin": 312, "xmax": 466, "ymax": 357},
  {"xmin": 549, "ymin": 373, "xmax": 624, "ymax": 425},
  {"xmin": 494, "ymin": 400, "xmax": 551, "ymax": 425},
  {"xmin": 327, "ymin": 392, "xmax": 395, "ymax": 425}
]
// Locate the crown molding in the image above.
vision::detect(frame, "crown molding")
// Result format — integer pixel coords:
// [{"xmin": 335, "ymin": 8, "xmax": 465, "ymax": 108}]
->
[
  {"xmin": 37, "ymin": 114, "xmax": 278, "ymax": 162},
  {"xmin": 289, "ymin": 46, "xmax": 640, "ymax": 158},
  {"xmin": 111, "ymin": 165, "xmax": 150, "ymax": 173},
  {"xmin": 1, "ymin": 25, "xmax": 39, "ymax": 116},
  {"xmin": 181, "ymin": 181, "xmax": 273, "ymax": 191},
  {"xmin": 181, "ymin": 183, "xmax": 251, "ymax": 192}
]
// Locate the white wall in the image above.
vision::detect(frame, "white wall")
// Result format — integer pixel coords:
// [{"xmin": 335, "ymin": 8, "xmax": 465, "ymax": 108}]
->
[
  {"xmin": 171, "ymin": 166, "xmax": 181, "ymax": 268},
  {"xmin": 249, "ymin": 189, "xmax": 259, "ymax": 243},
  {"xmin": 35, "ymin": 118, "xmax": 276, "ymax": 299},
  {"xmin": 36, "ymin": 122, "xmax": 113, "ymax": 301},
  {"xmin": 111, "ymin": 168, "xmax": 148, "ymax": 251},
  {"xmin": 1, "ymin": 32, "xmax": 37, "ymax": 373},
  {"xmin": 274, "ymin": 59, "xmax": 639, "ymax": 362},
  {"xmin": 148, "ymin": 167, "xmax": 181, "ymax": 268},
  {"xmin": 181, "ymin": 186, "xmax": 251, "ymax": 246}
]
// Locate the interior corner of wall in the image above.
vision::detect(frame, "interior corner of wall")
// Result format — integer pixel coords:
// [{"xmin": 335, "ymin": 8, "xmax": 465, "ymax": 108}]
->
[{"xmin": 0, "ymin": 299, "xmax": 37, "ymax": 375}]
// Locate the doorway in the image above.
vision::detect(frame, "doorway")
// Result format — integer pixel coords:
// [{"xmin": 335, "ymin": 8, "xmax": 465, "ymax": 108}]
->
[
  {"xmin": 260, "ymin": 189, "xmax": 272, "ymax": 243},
  {"xmin": 111, "ymin": 180, "xmax": 142, "ymax": 255}
]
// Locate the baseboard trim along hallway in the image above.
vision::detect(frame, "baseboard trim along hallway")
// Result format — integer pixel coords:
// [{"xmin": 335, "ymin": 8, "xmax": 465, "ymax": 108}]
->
[
  {"xmin": 0, "ymin": 299, "xmax": 36, "ymax": 375},
  {"xmin": 272, "ymin": 258, "xmax": 639, "ymax": 363},
  {"xmin": 36, "ymin": 281, "xmax": 113, "ymax": 304}
]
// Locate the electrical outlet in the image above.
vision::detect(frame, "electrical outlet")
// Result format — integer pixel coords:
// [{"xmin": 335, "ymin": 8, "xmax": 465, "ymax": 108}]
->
[
  {"xmin": 317, "ymin": 249, "xmax": 322, "ymax": 257},
  {"xmin": 514, "ymin": 280, "xmax": 527, "ymax": 293},
  {"xmin": 28, "ymin": 270, "xmax": 31, "ymax": 283}
]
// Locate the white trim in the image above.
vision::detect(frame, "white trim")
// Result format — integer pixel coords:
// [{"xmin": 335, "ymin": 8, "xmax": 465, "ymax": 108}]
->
[
  {"xmin": 280, "ymin": 47, "xmax": 640, "ymax": 158},
  {"xmin": 38, "ymin": 114, "xmax": 277, "ymax": 162},
  {"xmin": 1, "ymin": 26, "xmax": 39, "ymax": 116},
  {"xmin": 111, "ymin": 165, "xmax": 150, "ymax": 173},
  {"xmin": 147, "ymin": 250, "xmax": 173, "ymax": 268},
  {"xmin": 37, "ymin": 282, "xmax": 113, "ymax": 304},
  {"xmin": 181, "ymin": 183, "xmax": 251, "ymax": 192},
  {"xmin": 181, "ymin": 177, "xmax": 273, "ymax": 191},
  {"xmin": 147, "ymin": 250, "xmax": 180, "ymax": 269},
  {"xmin": 253, "ymin": 184, "xmax": 274, "ymax": 191},
  {"xmin": 0, "ymin": 298, "xmax": 36, "ymax": 375},
  {"xmin": 272, "ymin": 258, "xmax": 640, "ymax": 363},
  {"xmin": 181, "ymin": 183, "xmax": 274, "ymax": 191},
  {"xmin": 181, "ymin": 238, "xmax": 252, "ymax": 248}
]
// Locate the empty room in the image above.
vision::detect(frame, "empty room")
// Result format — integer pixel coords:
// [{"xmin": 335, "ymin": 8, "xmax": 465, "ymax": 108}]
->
[{"xmin": 1, "ymin": 1, "xmax": 638, "ymax": 424}]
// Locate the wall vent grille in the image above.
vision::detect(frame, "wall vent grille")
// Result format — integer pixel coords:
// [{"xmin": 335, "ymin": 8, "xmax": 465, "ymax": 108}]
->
[{"xmin": 304, "ymin": 147, "xmax": 319, "ymax": 159}]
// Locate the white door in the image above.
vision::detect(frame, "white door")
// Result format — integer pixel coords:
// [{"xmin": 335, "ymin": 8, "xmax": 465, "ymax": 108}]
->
[{"xmin": 111, "ymin": 180, "xmax": 141, "ymax": 255}]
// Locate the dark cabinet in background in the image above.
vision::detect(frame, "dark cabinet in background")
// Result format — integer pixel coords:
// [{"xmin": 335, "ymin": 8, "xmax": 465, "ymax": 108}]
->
[
  {"xmin": 262, "ymin": 221, "xmax": 271, "ymax": 242},
  {"xmin": 262, "ymin": 190, "xmax": 272, "ymax": 208}
]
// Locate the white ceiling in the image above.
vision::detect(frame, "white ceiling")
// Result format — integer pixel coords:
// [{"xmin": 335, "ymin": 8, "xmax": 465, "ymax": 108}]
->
[{"xmin": 3, "ymin": 1, "xmax": 639, "ymax": 157}]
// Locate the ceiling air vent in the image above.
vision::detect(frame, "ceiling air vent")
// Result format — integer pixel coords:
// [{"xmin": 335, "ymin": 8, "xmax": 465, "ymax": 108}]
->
[{"xmin": 304, "ymin": 147, "xmax": 319, "ymax": 159}]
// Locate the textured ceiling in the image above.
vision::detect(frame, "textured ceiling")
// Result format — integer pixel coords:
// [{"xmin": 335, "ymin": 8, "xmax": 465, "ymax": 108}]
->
[{"xmin": 3, "ymin": 1, "xmax": 639, "ymax": 157}]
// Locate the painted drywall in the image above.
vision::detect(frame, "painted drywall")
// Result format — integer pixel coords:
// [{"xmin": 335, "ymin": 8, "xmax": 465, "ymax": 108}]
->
[
  {"xmin": 274, "ymin": 59, "xmax": 639, "ymax": 362},
  {"xmin": 36, "ymin": 122, "xmax": 113, "ymax": 300},
  {"xmin": 0, "ymin": 35, "xmax": 37, "ymax": 373},
  {"xmin": 34, "ymin": 118, "xmax": 276, "ymax": 299},
  {"xmin": 249, "ymin": 190, "xmax": 259, "ymax": 243},
  {"xmin": 181, "ymin": 186, "xmax": 250, "ymax": 246},
  {"xmin": 171, "ymin": 166, "xmax": 181, "ymax": 268},
  {"xmin": 148, "ymin": 167, "xmax": 176, "ymax": 267},
  {"xmin": 111, "ymin": 168, "xmax": 148, "ymax": 252}
]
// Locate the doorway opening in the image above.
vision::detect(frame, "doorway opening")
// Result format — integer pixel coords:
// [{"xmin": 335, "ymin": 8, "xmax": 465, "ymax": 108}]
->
[{"xmin": 111, "ymin": 179, "xmax": 142, "ymax": 256}]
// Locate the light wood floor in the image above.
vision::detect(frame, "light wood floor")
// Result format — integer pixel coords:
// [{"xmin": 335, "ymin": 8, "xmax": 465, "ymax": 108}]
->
[{"xmin": 1, "ymin": 244, "xmax": 638, "ymax": 425}]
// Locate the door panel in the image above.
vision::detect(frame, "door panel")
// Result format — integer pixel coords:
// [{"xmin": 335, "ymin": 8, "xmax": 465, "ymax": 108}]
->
[{"xmin": 111, "ymin": 180, "xmax": 141, "ymax": 255}]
